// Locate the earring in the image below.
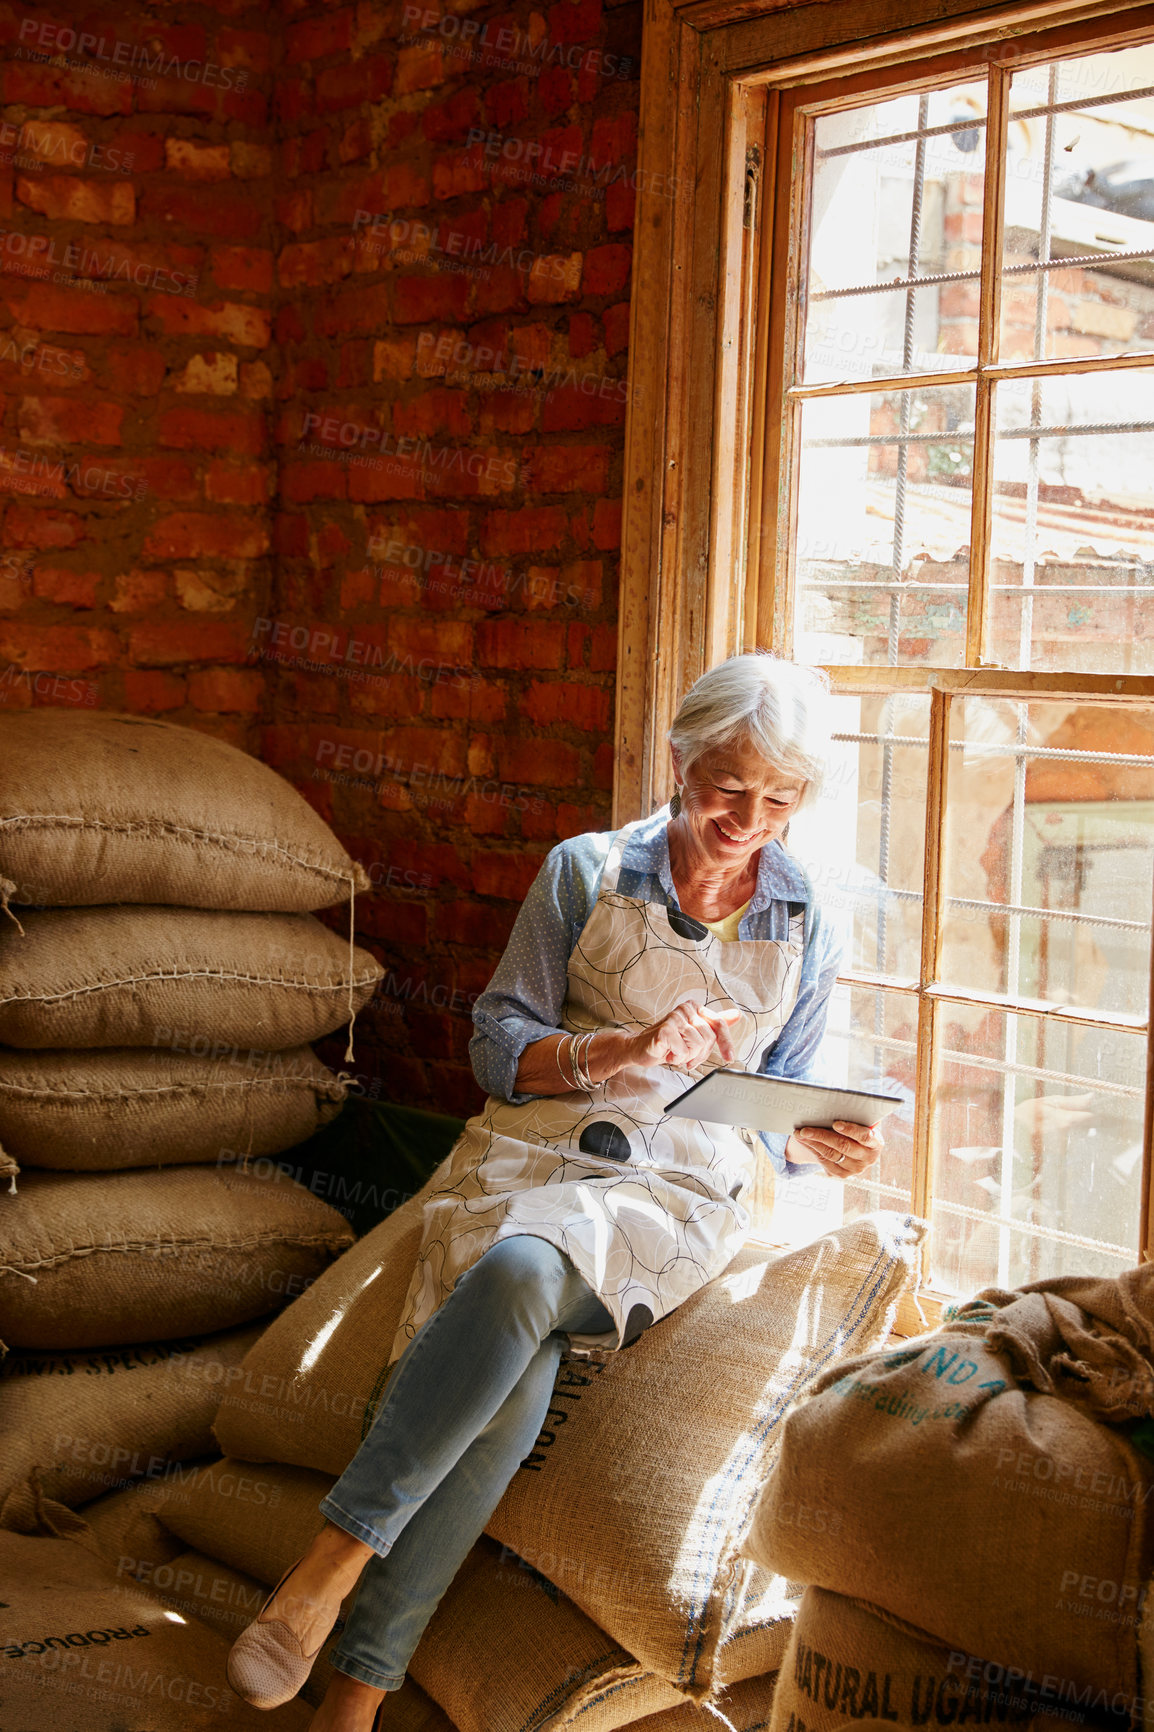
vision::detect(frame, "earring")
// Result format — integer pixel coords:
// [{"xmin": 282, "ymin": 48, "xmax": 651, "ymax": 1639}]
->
[{"xmin": 669, "ymin": 786, "xmax": 682, "ymax": 818}]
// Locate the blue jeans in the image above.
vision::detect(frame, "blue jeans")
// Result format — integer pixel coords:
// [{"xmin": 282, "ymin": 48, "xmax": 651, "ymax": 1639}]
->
[{"xmin": 318, "ymin": 1233, "xmax": 613, "ymax": 1692}]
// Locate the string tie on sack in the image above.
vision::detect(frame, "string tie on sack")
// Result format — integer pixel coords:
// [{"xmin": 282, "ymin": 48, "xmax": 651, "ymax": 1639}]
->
[
  {"xmin": 0, "ymin": 877, "xmax": 24, "ymax": 937},
  {"xmin": 344, "ymin": 871, "xmax": 357, "ymax": 1064}
]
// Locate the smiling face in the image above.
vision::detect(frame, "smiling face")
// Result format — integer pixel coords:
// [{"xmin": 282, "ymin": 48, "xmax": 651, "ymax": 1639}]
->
[{"xmin": 673, "ymin": 736, "xmax": 805, "ymax": 873}]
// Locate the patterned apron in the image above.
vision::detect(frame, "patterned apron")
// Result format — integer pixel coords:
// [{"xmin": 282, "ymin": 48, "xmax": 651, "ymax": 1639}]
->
[{"xmin": 390, "ymin": 818, "xmax": 807, "ymax": 1362}]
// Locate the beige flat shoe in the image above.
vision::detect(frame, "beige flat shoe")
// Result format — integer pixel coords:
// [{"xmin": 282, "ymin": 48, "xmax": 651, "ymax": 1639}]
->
[{"xmin": 226, "ymin": 1557, "xmax": 339, "ymax": 1709}]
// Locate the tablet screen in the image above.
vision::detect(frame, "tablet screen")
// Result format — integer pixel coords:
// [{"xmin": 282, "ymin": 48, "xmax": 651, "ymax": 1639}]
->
[{"xmin": 666, "ymin": 1070, "xmax": 904, "ymax": 1136}]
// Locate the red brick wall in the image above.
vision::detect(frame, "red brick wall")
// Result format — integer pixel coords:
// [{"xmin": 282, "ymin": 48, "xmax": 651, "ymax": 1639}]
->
[
  {"xmin": 0, "ymin": 1, "xmax": 275, "ymax": 739},
  {"xmin": 0, "ymin": 0, "xmax": 640, "ymax": 1115},
  {"xmin": 266, "ymin": 0, "xmax": 638, "ymax": 1114}
]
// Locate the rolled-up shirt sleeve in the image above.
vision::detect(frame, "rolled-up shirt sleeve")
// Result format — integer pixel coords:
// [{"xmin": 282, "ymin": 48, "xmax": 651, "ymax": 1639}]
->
[
  {"xmin": 756, "ymin": 896, "xmax": 846, "ymax": 1177},
  {"xmin": 469, "ymin": 842, "xmax": 594, "ymax": 1104}
]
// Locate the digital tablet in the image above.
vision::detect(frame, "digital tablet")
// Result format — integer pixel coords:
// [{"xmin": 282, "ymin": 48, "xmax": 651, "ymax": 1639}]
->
[{"xmin": 666, "ymin": 1070, "xmax": 904, "ymax": 1136}]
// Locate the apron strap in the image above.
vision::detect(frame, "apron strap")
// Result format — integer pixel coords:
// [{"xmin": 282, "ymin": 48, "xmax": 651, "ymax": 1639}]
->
[{"xmin": 597, "ymin": 814, "xmax": 653, "ymax": 898}]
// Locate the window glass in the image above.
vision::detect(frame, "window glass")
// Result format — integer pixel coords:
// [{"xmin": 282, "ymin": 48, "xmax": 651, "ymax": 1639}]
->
[
  {"xmin": 794, "ymin": 385, "xmax": 974, "ymax": 665},
  {"xmin": 805, "ymin": 82, "xmax": 989, "ymax": 384},
  {"xmin": 989, "ymin": 372, "xmax": 1154, "ymax": 672},
  {"xmin": 768, "ymin": 981, "xmax": 917, "ymax": 1245},
  {"xmin": 1003, "ymin": 48, "xmax": 1154, "ymax": 365},
  {"xmin": 930, "ymin": 1012, "xmax": 1143, "ymax": 1290},
  {"xmin": 940, "ymin": 697, "xmax": 1154, "ymax": 1019},
  {"xmin": 789, "ymin": 691, "xmax": 929, "ymax": 978}
]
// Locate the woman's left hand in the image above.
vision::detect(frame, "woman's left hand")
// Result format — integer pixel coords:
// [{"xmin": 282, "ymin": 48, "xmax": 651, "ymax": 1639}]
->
[{"xmin": 786, "ymin": 1120, "xmax": 884, "ymax": 1180}]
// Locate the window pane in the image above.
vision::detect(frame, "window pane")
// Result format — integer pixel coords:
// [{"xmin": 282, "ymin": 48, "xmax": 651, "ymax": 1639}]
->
[
  {"xmin": 1003, "ymin": 47, "xmax": 1154, "ymax": 365},
  {"xmin": 782, "ymin": 46, "xmax": 1154, "ymax": 1302},
  {"xmin": 794, "ymin": 384, "xmax": 974, "ymax": 665},
  {"xmin": 930, "ymin": 1011, "xmax": 1142, "ymax": 1291},
  {"xmin": 803, "ymin": 83, "xmax": 988, "ymax": 384},
  {"xmin": 940, "ymin": 697, "xmax": 1154, "ymax": 1019},
  {"xmin": 789, "ymin": 691, "xmax": 928, "ymax": 979},
  {"xmin": 988, "ymin": 371, "xmax": 1154, "ymax": 672},
  {"xmin": 766, "ymin": 983, "xmax": 916, "ymax": 1244}
]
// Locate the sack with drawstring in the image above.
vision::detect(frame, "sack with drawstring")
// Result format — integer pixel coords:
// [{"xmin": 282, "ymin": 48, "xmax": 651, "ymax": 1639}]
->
[
  {"xmin": 744, "ymin": 1291, "xmax": 1154, "ymax": 1698},
  {"xmin": 0, "ymin": 905, "xmax": 382, "ymax": 1049},
  {"xmin": 0, "ymin": 1165, "xmax": 353, "ymax": 1349},
  {"xmin": 0, "ymin": 1045, "xmax": 346, "ymax": 1174},
  {"xmin": 0, "ymin": 709, "xmax": 369, "ymax": 912}
]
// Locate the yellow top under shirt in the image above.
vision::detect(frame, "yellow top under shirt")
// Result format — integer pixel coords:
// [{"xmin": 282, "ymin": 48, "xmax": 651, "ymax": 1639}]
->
[{"xmin": 700, "ymin": 898, "xmax": 751, "ymax": 943}]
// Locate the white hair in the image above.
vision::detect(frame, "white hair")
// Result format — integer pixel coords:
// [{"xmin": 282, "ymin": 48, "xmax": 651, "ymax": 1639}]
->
[{"xmin": 667, "ymin": 653, "xmax": 832, "ymax": 811}]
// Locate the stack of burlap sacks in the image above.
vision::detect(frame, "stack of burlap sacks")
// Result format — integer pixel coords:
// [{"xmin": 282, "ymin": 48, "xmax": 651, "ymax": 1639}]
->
[
  {"xmin": 143, "ymin": 1150, "xmax": 928, "ymax": 1730},
  {"xmin": 742, "ymin": 1269, "xmax": 1154, "ymax": 1732},
  {"xmin": 0, "ymin": 710, "xmax": 385, "ymax": 1730}
]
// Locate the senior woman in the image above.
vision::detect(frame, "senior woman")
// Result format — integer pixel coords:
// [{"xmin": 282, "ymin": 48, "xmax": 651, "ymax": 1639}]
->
[{"xmin": 228, "ymin": 652, "xmax": 882, "ymax": 1730}]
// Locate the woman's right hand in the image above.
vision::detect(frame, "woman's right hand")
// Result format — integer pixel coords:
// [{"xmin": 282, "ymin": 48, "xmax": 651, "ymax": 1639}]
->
[
  {"xmin": 627, "ymin": 999, "xmax": 743, "ymax": 1071},
  {"xmin": 515, "ymin": 1003, "xmax": 742, "ymax": 1096}
]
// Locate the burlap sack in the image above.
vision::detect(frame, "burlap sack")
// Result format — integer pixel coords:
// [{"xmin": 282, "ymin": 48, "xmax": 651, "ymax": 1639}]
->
[
  {"xmin": 140, "ymin": 1548, "xmax": 429, "ymax": 1728},
  {"xmin": 939, "ymin": 1266, "xmax": 1154, "ymax": 1427},
  {"xmin": 1, "ymin": 1474, "xmax": 200, "ymax": 1615},
  {"xmin": 0, "ymin": 1322, "xmax": 266, "ymax": 1507},
  {"xmin": 744, "ymin": 1325, "xmax": 1151, "ymax": 1696},
  {"xmin": 0, "ymin": 905, "xmax": 382, "ymax": 1049},
  {"xmin": 156, "ymin": 1457, "xmax": 334, "ymax": 1585},
  {"xmin": 0, "ymin": 1045, "xmax": 347, "ymax": 1173},
  {"xmin": 0, "ymin": 1472, "xmax": 111, "ymax": 1544},
  {"xmin": 213, "ymin": 1160, "xmax": 452, "ymax": 1470},
  {"xmin": 2, "ymin": 1491, "xmax": 330, "ymax": 1720},
  {"xmin": 159, "ymin": 1462, "xmax": 682, "ymax": 1731},
  {"xmin": 713, "ymin": 1564, "xmax": 798, "ymax": 1690},
  {"xmin": 0, "ymin": 1528, "xmax": 312, "ymax": 1730},
  {"xmin": 136, "ymin": 1545, "xmax": 445, "ymax": 1721},
  {"xmin": 376, "ymin": 1680, "xmax": 458, "ymax": 1731},
  {"xmin": 411, "ymin": 1540, "xmax": 786, "ymax": 1729},
  {"xmin": 769, "ymin": 1589, "xmax": 1112, "ymax": 1732},
  {"xmin": 410, "ymin": 1536, "xmax": 688, "ymax": 1731},
  {"xmin": 487, "ymin": 1215, "xmax": 924, "ymax": 1698},
  {"xmin": 0, "ymin": 709, "xmax": 369, "ymax": 912},
  {"xmin": 139, "ymin": 1547, "xmax": 269, "ymax": 1646},
  {"xmin": 78, "ymin": 1480, "xmax": 188, "ymax": 1577},
  {"xmin": 154, "ymin": 1465, "xmax": 783, "ymax": 1728},
  {"xmin": 153, "ymin": 1460, "xmax": 381, "ymax": 1713},
  {"xmin": 0, "ymin": 1165, "xmax": 354, "ymax": 1349},
  {"xmin": 624, "ymin": 1672, "xmax": 779, "ymax": 1730}
]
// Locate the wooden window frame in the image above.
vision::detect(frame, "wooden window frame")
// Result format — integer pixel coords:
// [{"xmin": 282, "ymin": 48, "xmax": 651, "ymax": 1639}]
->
[{"xmin": 614, "ymin": 0, "xmax": 1154, "ymax": 1309}]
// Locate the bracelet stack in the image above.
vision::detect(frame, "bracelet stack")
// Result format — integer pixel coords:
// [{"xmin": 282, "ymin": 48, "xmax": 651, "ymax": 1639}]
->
[{"xmin": 561, "ymin": 1030, "xmax": 598, "ymax": 1092}]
